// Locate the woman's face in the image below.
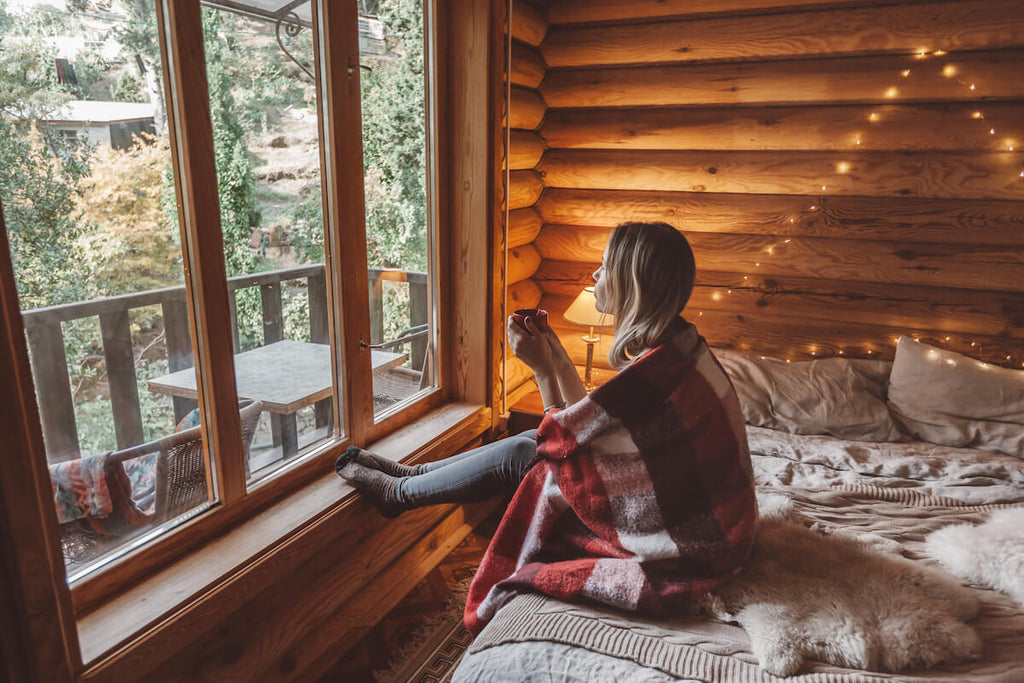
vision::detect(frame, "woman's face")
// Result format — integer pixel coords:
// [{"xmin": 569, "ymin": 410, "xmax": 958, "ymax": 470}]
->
[{"xmin": 592, "ymin": 248, "xmax": 609, "ymax": 313}]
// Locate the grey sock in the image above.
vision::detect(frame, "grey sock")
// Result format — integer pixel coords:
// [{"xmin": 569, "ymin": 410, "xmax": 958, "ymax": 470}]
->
[
  {"xmin": 336, "ymin": 460, "xmax": 409, "ymax": 518},
  {"xmin": 352, "ymin": 447, "xmax": 419, "ymax": 478}
]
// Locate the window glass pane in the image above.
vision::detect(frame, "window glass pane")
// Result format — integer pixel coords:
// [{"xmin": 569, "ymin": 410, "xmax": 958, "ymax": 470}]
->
[
  {"xmin": 201, "ymin": 0, "xmax": 336, "ymax": 485},
  {"xmin": 1, "ymin": 0, "xmax": 209, "ymax": 578},
  {"xmin": 361, "ymin": 0, "xmax": 435, "ymax": 419}
]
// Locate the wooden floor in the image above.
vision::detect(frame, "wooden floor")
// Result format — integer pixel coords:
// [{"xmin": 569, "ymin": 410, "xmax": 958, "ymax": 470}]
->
[{"xmin": 316, "ymin": 508, "xmax": 500, "ymax": 682}]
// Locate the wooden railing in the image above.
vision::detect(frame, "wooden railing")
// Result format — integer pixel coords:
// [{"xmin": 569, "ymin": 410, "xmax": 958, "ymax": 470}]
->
[{"xmin": 21, "ymin": 265, "xmax": 428, "ymax": 463}]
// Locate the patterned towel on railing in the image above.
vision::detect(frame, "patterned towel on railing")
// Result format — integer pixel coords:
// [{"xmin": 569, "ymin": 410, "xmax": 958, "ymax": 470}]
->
[
  {"xmin": 50, "ymin": 452, "xmax": 116, "ymax": 523},
  {"xmin": 124, "ymin": 452, "xmax": 159, "ymax": 517}
]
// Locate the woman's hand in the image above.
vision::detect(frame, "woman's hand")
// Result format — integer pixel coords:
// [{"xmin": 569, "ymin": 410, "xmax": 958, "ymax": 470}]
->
[{"xmin": 508, "ymin": 316, "xmax": 554, "ymax": 372}]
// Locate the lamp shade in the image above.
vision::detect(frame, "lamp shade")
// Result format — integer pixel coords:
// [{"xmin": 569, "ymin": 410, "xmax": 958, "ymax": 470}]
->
[{"xmin": 563, "ymin": 286, "xmax": 612, "ymax": 328}]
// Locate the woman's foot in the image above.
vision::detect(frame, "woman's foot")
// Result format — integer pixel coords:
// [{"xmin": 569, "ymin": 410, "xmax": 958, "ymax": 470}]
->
[
  {"xmin": 335, "ymin": 458, "xmax": 408, "ymax": 518},
  {"xmin": 337, "ymin": 445, "xmax": 419, "ymax": 478}
]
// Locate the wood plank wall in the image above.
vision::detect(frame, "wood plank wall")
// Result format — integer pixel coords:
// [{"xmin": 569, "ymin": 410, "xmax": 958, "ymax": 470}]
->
[
  {"xmin": 510, "ymin": 0, "xmax": 1024, "ymax": 371},
  {"xmin": 505, "ymin": 0, "xmax": 547, "ymax": 400}
]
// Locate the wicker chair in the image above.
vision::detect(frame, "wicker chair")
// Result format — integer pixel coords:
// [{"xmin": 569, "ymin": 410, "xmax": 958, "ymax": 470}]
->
[
  {"xmin": 153, "ymin": 398, "xmax": 263, "ymax": 523},
  {"xmin": 58, "ymin": 399, "xmax": 263, "ymax": 563}
]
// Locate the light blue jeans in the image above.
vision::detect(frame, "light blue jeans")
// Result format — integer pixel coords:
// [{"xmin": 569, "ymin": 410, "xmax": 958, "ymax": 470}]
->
[{"xmin": 396, "ymin": 430, "xmax": 538, "ymax": 507}]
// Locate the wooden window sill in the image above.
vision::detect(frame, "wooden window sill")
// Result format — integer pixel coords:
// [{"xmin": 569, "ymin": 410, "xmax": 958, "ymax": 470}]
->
[{"xmin": 77, "ymin": 402, "xmax": 491, "ymax": 667}]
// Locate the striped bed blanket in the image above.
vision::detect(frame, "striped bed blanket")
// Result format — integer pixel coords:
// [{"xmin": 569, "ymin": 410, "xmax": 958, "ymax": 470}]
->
[{"xmin": 456, "ymin": 432, "xmax": 1024, "ymax": 682}]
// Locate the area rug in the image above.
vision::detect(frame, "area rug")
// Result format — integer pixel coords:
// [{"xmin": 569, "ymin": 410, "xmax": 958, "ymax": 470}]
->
[{"xmin": 374, "ymin": 579, "xmax": 474, "ymax": 683}]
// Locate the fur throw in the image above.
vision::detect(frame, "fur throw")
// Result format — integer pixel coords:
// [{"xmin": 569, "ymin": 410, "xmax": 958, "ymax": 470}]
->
[
  {"xmin": 705, "ymin": 494, "xmax": 981, "ymax": 677},
  {"xmin": 925, "ymin": 507, "xmax": 1024, "ymax": 606},
  {"xmin": 465, "ymin": 321, "xmax": 758, "ymax": 635}
]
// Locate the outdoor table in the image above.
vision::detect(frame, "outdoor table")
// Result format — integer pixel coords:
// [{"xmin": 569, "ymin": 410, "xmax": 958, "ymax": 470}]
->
[{"xmin": 148, "ymin": 340, "xmax": 406, "ymax": 456}]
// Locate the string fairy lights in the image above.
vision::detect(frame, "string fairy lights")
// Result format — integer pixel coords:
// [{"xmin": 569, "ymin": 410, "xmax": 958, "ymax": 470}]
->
[{"xmin": 697, "ymin": 48, "xmax": 1020, "ymax": 369}]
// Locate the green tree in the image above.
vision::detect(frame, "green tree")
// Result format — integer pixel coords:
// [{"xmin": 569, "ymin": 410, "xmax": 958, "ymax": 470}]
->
[
  {"xmin": 359, "ymin": 0, "xmax": 427, "ymax": 271},
  {"xmin": 0, "ymin": 117, "xmax": 90, "ymax": 309},
  {"xmin": 75, "ymin": 135, "xmax": 180, "ymax": 296}
]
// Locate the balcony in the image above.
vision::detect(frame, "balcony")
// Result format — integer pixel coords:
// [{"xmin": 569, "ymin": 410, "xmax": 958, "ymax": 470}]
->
[{"xmin": 23, "ymin": 264, "xmax": 429, "ymax": 466}]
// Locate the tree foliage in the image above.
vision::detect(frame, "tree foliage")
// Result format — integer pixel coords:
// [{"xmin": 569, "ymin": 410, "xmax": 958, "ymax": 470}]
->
[{"xmin": 75, "ymin": 134, "xmax": 181, "ymax": 296}]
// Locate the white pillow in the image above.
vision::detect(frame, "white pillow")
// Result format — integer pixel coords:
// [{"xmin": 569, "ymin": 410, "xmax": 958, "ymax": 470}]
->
[
  {"xmin": 712, "ymin": 348, "xmax": 904, "ymax": 442},
  {"xmin": 887, "ymin": 336, "xmax": 1024, "ymax": 457}
]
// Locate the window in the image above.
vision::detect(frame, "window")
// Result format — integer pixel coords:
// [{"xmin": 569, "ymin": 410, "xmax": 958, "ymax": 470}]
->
[{"xmin": 0, "ymin": 0, "xmax": 441, "ymax": 596}]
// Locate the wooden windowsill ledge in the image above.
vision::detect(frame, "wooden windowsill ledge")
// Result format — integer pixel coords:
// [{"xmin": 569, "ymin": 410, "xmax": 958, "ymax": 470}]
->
[{"xmin": 77, "ymin": 402, "xmax": 491, "ymax": 672}]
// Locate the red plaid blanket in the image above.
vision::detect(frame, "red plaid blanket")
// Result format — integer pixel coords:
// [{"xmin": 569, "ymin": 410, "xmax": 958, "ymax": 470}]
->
[{"xmin": 466, "ymin": 322, "xmax": 758, "ymax": 634}]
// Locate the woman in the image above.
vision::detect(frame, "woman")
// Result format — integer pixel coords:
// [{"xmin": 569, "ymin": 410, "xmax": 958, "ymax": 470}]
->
[{"xmin": 337, "ymin": 222, "xmax": 757, "ymax": 634}]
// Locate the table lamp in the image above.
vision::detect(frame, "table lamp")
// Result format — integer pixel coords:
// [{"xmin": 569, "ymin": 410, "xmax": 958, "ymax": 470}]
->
[{"xmin": 563, "ymin": 286, "xmax": 613, "ymax": 390}]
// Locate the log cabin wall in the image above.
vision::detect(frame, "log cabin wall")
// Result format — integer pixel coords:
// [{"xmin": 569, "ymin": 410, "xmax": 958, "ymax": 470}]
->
[
  {"xmin": 506, "ymin": 0, "xmax": 548, "ymax": 401},
  {"xmin": 516, "ymin": 0, "xmax": 1024, "ymax": 372}
]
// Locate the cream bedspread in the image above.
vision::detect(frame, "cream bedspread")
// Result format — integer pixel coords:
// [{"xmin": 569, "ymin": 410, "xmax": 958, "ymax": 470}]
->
[{"xmin": 453, "ymin": 431, "xmax": 1024, "ymax": 683}]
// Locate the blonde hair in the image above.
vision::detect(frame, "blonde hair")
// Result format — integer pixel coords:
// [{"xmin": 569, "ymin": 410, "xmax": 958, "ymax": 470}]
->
[{"xmin": 603, "ymin": 222, "xmax": 696, "ymax": 369}]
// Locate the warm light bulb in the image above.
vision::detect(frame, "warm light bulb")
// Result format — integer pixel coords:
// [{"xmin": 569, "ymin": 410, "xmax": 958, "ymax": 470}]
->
[
  {"xmin": 969, "ymin": 83, "xmax": 976, "ymax": 91},
  {"xmin": 784, "ymin": 239, "xmax": 791, "ymax": 243},
  {"xmin": 971, "ymin": 111, "xmax": 983, "ymax": 119},
  {"xmin": 990, "ymin": 128, "xmax": 996, "ymax": 135},
  {"xmin": 836, "ymin": 161, "xmax": 851, "ymax": 174},
  {"xmin": 755, "ymin": 262, "xmax": 761, "ymax": 266},
  {"xmin": 712, "ymin": 292, "xmax": 722, "ymax": 301},
  {"xmin": 838, "ymin": 350, "xmax": 844, "ymax": 355},
  {"xmin": 901, "ymin": 69, "xmax": 911, "ymax": 77},
  {"xmin": 885, "ymin": 87, "xmax": 899, "ymax": 98},
  {"xmin": 809, "ymin": 205, "xmax": 817, "ymax": 210},
  {"xmin": 821, "ymin": 185, "xmax": 827, "ymax": 191},
  {"xmin": 869, "ymin": 112, "xmax": 879, "ymax": 122},
  {"xmin": 933, "ymin": 50, "xmax": 946, "ymax": 56},
  {"xmin": 942, "ymin": 64, "xmax": 957, "ymax": 77},
  {"xmin": 855, "ymin": 139, "xmax": 862, "ymax": 145}
]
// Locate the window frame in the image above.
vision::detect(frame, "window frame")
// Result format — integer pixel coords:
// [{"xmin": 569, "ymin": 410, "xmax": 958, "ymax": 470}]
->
[
  {"xmin": 0, "ymin": 0, "xmax": 457, "ymax": 615},
  {"xmin": 0, "ymin": 0, "xmax": 505, "ymax": 670}
]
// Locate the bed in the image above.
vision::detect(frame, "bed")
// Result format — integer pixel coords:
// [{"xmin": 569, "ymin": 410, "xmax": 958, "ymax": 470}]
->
[{"xmin": 452, "ymin": 337, "xmax": 1024, "ymax": 682}]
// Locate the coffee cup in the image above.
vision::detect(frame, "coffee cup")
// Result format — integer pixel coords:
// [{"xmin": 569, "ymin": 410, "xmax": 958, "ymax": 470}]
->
[{"xmin": 511, "ymin": 308, "xmax": 549, "ymax": 332}]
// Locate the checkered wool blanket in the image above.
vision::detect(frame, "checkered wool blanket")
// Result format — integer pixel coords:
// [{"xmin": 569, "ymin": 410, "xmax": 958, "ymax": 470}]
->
[{"xmin": 465, "ymin": 322, "xmax": 758, "ymax": 634}]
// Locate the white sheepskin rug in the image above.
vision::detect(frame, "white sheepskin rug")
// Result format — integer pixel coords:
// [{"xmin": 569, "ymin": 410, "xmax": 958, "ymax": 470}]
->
[
  {"xmin": 704, "ymin": 495, "xmax": 981, "ymax": 677},
  {"xmin": 925, "ymin": 507, "xmax": 1024, "ymax": 606}
]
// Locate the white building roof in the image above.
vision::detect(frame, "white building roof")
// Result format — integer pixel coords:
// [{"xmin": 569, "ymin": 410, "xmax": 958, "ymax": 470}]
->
[{"xmin": 42, "ymin": 100, "xmax": 155, "ymax": 125}]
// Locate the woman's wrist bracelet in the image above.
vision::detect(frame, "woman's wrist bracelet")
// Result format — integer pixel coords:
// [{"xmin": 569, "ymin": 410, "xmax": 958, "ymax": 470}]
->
[{"xmin": 543, "ymin": 401, "xmax": 566, "ymax": 414}]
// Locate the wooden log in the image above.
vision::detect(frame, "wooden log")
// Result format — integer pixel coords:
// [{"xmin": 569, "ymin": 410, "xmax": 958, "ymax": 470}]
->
[
  {"xmin": 509, "ymin": 129, "xmax": 545, "ymax": 170},
  {"xmin": 508, "ymin": 278, "xmax": 543, "ymax": 311},
  {"xmin": 689, "ymin": 271, "xmax": 1024, "ymax": 339},
  {"xmin": 690, "ymin": 308, "xmax": 1024, "ymax": 368},
  {"xmin": 541, "ymin": 50, "xmax": 1024, "ymax": 108},
  {"xmin": 509, "ymin": 169, "xmax": 543, "ymax": 208},
  {"xmin": 536, "ymin": 260, "xmax": 1024, "ymax": 340},
  {"xmin": 509, "ymin": 207, "xmax": 543, "ymax": 248},
  {"xmin": 510, "ymin": 86, "xmax": 546, "ymax": 129},
  {"xmin": 536, "ymin": 189, "xmax": 1024, "ymax": 246},
  {"xmin": 537, "ymin": 149, "xmax": 1024, "ymax": 201},
  {"xmin": 508, "ymin": 243, "xmax": 542, "ymax": 284},
  {"xmin": 534, "ymin": 224, "xmax": 1024, "ymax": 292},
  {"xmin": 546, "ymin": 0, "xmax": 936, "ymax": 25},
  {"xmin": 505, "ymin": 356, "xmax": 536, "ymax": 393},
  {"xmin": 541, "ymin": 102, "xmax": 1024, "ymax": 153},
  {"xmin": 543, "ymin": 0, "xmax": 1024, "ymax": 67},
  {"xmin": 512, "ymin": 0, "xmax": 547, "ymax": 47},
  {"xmin": 540, "ymin": 294, "xmax": 1024, "ymax": 368},
  {"xmin": 511, "ymin": 42, "xmax": 545, "ymax": 89}
]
